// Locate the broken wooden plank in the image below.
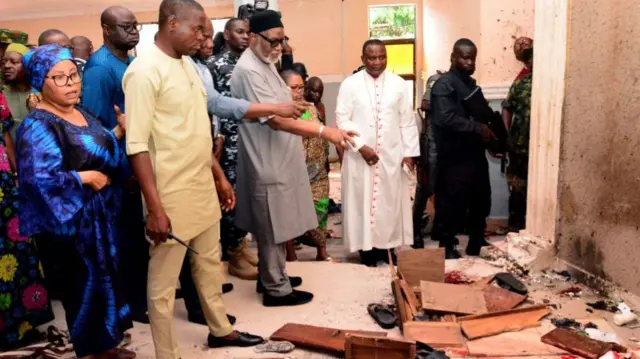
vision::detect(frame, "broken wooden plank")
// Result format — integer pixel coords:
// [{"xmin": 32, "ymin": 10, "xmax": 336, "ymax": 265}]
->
[
  {"xmin": 345, "ymin": 335, "xmax": 415, "ymax": 359},
  {"xmin": 270, "ymin": 323, "xmax": 387, "ymax": 354},
  {"xmin": 541, "ymin": 328, "xmax": 623, "ymax": 359},
  {"xmin": 403, "ymin": 321, "xmax": 467, "ymax": 349},
  {"xmin": 467, "ymin": 322, "xmax": 568, "ymax": 356},
  {"xmin": 392, "ymin": 279, "xmax": 411, "ymax": 328},
  {"xmin": 399, "ymin": 278, "xmax": 420, "ymax": 314},
  {"xmin": 471, "ymin": 274, "xmax": 496, "ymax": 288},
  {"xmin": 398, "ymin": 248, "xmax": 445, "ymax": 287},
  {"xmin": 420, "ymin": 281, "xmax": 487, "ymax": 315},
  {"xmin": 441, "ymin": 314, "xmax": 457, "ymax": 323},
  {"xmin": 458, "ymin": 304, "xmax": 550, "ymax": 339},
  {"xmin": 483, "ymin": 284, "xmax": 527, "ymax": 312}
]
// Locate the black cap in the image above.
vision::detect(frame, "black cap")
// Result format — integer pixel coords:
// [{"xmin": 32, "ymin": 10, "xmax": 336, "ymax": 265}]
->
[{"xmin": 249, "ymin": 10, "xmax": 283, "ymax": 33}]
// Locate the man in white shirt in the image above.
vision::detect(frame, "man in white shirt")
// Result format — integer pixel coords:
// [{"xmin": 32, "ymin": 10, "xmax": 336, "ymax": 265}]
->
[{"xmin": 336, "ymin": 39, "xmax": 420, "ymax": 266}]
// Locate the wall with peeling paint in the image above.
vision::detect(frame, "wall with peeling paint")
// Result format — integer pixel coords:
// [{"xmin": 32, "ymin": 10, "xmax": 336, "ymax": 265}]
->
[{"xmin": 556, "ymin": 0, "xmax": 640, "ymax": 294}]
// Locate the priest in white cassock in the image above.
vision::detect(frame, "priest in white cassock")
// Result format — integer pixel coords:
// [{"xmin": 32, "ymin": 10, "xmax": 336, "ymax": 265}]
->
[{"xmin": 336, "ymin": 39, "xmax": 420, "ymax": 267}]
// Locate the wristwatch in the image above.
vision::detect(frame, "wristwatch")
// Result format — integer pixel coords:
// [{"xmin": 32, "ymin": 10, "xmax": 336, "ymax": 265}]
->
[{"xmin": 215, "ymin": 134, "xmax": 225, "ymax": 142}]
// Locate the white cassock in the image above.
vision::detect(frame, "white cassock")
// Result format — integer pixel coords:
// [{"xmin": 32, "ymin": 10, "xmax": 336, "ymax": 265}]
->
[{"xmin": 336, "ymin": 70, "xmax": 420, "ymax": 253}]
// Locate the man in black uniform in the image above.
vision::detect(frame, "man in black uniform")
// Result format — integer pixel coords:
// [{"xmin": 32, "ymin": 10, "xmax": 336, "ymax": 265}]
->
[
  {"xmin": 412, "ymin": 72, "xmax": 442, "ymax": 248},
  {"xmin": 430, "ymin": 38, "xmax": 494, "ymax": 259}
]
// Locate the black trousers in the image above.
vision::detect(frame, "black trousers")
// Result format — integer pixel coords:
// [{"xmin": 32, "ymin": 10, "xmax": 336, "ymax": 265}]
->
[
  {"xmin": 412, "ymin": 167, "xmax": 433, "ymax": 245},
  {"xmin": 118, "ymin": 187, "xmax": 149, "ymax": 316},
  {"xmin": 431, "ymin": 159, "xmax": 491, "ymax": 252}
]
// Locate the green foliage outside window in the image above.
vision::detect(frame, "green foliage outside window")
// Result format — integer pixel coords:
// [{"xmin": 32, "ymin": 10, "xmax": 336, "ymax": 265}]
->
[{"xmin": 368, "ymin": 5, "xmax": 416, "ymax": 39}]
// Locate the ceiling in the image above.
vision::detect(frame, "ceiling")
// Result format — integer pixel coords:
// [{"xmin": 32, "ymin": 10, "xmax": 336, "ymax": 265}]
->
[{"xmin": 0, "ymin": 0, "xmax": 233, "ymax": 21}]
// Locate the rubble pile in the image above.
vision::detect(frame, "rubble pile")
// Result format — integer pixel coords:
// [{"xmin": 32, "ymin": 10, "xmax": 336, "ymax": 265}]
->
[{"xmin": 260, "ymin": 245, "xmax": 639, "ymax": 359}]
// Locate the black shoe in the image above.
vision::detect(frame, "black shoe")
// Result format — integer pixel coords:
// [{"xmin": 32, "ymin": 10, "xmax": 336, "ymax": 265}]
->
[
  {"xmin": 132, "ymin": 311, "xmax": 150, "ymax": 324},
  {"xmin": 412, "ymin": 237, "xmax": 425, "ymax": 249},
  {"xmin": 377, "ymin": 248, "xmax": 397, "ymax": 265},
  {"xmin": 207, "ymin": 331, "xmax": 264, "ymax": 348},
  {"xmin": 444, "ymin": 247, "xmax": 462, "ymax": 260},
  {"xmin": 188, "ymin": 312, "xmax": 236, "ymax": 325},
  {"xmin": 256, "ymin": 276, "xmax": 302, "ymax": 293},
  {"xmin": 222, "ymin": 283, "xmax": 234, "ymax": 294},
  {"xmin": 263, "ymin": 290, "xmax": 314, "ymax": 307},
  {"xmin": 359, "ymin": 250, "xmax": 377, "ymax": 267}
]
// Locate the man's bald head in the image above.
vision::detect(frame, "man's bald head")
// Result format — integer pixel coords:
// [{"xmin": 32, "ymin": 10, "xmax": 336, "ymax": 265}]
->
[
  {"xmin": 38, "ymin": 29, "xmax": 70, "ymax": 47},
  {"xmin": 101, "ymin": 6, "xmax": 135, "ymax": 25},
  {"xmin": 70, "ymin": 36, "xmax": 94, "ymax": 60},
  {"xmin": 158, "ymin": 0, "xmax": 204, "ymax": 29},
  {"xmin": 101, "ymin": 6, "xmax": 140, "ymax": 51}
]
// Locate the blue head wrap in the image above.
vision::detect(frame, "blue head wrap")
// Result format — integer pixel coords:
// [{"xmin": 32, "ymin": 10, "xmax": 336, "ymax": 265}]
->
[{"xmin": 23, "ymin": 44, "xmax": 73, "ymax": 92}]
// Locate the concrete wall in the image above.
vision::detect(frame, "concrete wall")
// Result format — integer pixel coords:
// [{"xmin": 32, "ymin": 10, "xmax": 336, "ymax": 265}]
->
[
  {"xmin": 423, "ymin": 0, "xmax": 534, "ymax": 85},
  {"xmin": 556, "ymin": 0, "xmax": 640, "ymax": 294}
]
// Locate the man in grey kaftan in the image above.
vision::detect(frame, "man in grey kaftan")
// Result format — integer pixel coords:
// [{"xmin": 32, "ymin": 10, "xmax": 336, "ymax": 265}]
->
[{"xmin": 230, "ymin": 11, "xmax": 317, "ymax": 301}]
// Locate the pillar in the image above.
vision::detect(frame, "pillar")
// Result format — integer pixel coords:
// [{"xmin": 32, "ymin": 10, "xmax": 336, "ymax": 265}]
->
[{"xmin": 518, "ymin": 0, "xmax": 640, "ymax": 294}]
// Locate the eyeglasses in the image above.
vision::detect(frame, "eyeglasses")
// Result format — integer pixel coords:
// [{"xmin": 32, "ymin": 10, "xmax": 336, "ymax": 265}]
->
[
  {"xmin": 109, "ymin": 23, "xmax": 140, "ymax": 35},
  {"xmin": 257, "ymin": 33, "xmax": 284, "ymax": 48},
  {"xmin": 45, "ymin": 72, "xmax": 81, "ymax": 87}
]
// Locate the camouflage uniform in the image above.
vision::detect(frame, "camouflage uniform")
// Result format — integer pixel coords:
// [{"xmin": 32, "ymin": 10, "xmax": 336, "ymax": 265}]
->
[
  {"xmin": 504, "ymin": 73, "xmax": 532, "ymax": 230},
  {"xmin": 0, "ymin": 29, "xmax": 28, "ymax": 45},
  {"xmin": 0, "ymin": 30, "xmax": 29, "ymax": 86},
  {"xmin": 206, "ymin": 49, "xmax": 247, "ymax": 252}
]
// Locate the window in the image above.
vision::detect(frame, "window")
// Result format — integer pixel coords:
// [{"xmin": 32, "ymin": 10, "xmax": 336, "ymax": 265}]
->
[
  {"xmin": 368, "ymin": 5, "xmax": 416, "ymax": 40},
  {"xmin": 134, "ymin": 18, "xmax": 231, "ymax": 57},
  {"xmin": 368, "ymin": 5, "xmax": 417, "ymax": 104}
]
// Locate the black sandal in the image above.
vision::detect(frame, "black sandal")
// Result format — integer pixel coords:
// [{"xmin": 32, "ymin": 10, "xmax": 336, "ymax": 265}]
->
[{"xmin": 367, "ymin": 303, "xmax": 397, "ymax": 329}]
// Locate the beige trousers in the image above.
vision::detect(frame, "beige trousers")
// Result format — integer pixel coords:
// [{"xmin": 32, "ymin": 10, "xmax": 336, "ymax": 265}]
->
[{"xmin": 147, "ymin": 222, "xmax": 232, "ymax": 359}]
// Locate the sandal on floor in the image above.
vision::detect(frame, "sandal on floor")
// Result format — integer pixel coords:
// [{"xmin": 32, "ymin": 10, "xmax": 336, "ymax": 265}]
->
[
  {"xmin": 253, "ymin": 341, "xmax": 295, "ymax": 354},
  {"xmin": 367, "ymin": 303, "xmax": 397, "ymax": 329},
  {"xmin": 45, "ymin": 326, "xmax": 74, "ymax": 355}
]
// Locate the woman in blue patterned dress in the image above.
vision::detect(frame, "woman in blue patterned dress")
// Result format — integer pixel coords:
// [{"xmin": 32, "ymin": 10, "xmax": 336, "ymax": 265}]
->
[
  {"xmin": 16, "ymin": 44, "xmax": 134, "ymax": 359},
  {"xmin": 0, "ymin": 90, "xmax": 54, "ymax": 351}
]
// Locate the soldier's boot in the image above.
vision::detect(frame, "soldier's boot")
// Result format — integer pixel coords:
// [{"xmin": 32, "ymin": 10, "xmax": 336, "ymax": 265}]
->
[
  {"xmin": 228, "ymin": 240, "xmax": 259, "ymax": 280},
  {"xmin": 237, "ymin": 238, "xmax": 259, "ymax": 267}
]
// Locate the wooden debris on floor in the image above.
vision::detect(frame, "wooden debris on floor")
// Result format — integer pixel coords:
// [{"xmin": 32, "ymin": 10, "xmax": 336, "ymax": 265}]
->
[
  {"xmin": 458, "ymin": 304, "xmax": 550, "ymax": 339},
  {"xmin": 345, "ymin": 334, "xmax": 416, "ymax": 359},
  {"xmin": 270, "ymin": 323, "xmax": 387, "ymax": 354},
  {"xmin": 483, "ymin": 284, "xmax": 527, "ymax": 312},
  {"xmin": 392, "ymin": 279, "xmax": 412, "ymax": 327},
  {"xmin": 471, "ymin": 274, "xmax": 496, "ymax": 288},
  {"xmin": 403, "ymin": 321, "xmax": 467, "ymax": 350},
  {"xmin": 420, "ymin": 281, "xmax": 487, "ymax": 315},
  {"xmin": 397, "ymin": 248, "xmax": 445, "ymax": 288},
  {"xmin": 440, "ymin": 314, "xmax": 457, "ymax": 323},
  {"xmin": 466, "ymin": 322, "xmax": 569, "ymax": 356},
  {"xmin": 541, "ymin": 328, "xmax": 627, "ymax": 359}
]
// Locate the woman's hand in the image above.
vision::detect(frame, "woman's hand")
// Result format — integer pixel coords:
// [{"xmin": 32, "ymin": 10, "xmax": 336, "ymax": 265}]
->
[
  {"xmin": 216, "ymin": 178, "xmax": 236, "ymax": 212},
  {"xmin": 79, "ymin": 170, "xmax": 111, "ymax": 191},
  {"xmin": 114, "ymin": 105, "xmax": 126, "ymax": 132}
]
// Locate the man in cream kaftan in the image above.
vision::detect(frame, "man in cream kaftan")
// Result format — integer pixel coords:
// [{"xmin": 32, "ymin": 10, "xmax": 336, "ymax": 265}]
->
[{"xmin": 336, "ymin": 40, "xmax": 420, "ymax": 264}]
